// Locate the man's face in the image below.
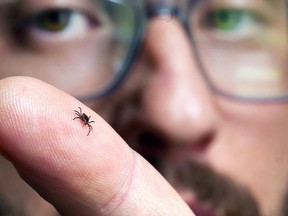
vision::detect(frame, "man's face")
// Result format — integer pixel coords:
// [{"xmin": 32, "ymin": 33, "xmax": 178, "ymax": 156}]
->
[
  {"xmin": 100, "ymin": 15, "xmax": 288, "ymax": 216},
  {"xmin": 0, "ymin": 0, "xmax": 287, "ymax": 215}
]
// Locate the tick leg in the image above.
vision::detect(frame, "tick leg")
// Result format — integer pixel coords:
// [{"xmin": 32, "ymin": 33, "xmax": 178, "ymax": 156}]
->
[
  {"xmin": 74, "ymin": 107, "xmax": 82, "ymax": 115},
  {"xmin": 73, "ymin": 116, "xmax": 80, "ymax": 120},
  {"xmin": 87, "ymin": 125, "xmax": 93, "ymax": 136},
  {"xmin": 88, "ymin": 120, "xmax": 95, "ymax": 124}
]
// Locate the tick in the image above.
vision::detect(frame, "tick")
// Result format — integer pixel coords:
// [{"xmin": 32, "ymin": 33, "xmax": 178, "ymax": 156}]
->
[{"xmin": 73, "ymin": 107, "xmax": 95, "ymax": 136}]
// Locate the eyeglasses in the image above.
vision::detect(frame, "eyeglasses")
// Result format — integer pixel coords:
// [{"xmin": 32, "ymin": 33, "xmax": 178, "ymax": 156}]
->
[{"xmin": 2, "ymin": 0, "xmax": 287, "ymax": 102}]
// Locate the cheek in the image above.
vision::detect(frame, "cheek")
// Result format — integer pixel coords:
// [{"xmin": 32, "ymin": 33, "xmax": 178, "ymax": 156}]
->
[
  {"xmin": 0, "ymin": 38, "xmax": 113, "ymax": 97},
  {"xmin": 208, "ymin": 100, "xmax": 288, "ymax": 215}
]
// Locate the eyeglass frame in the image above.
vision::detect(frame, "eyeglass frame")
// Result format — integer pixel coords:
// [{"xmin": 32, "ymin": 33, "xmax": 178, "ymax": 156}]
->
[{"xmin": 79, "ymin": 0, "xmax": 288, "ymax": 103}]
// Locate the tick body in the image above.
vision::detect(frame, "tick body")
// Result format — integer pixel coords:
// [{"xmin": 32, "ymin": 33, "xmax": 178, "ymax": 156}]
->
[{"xmin": 73, "ymin": 107, "xmax": 95, "ymax": 136}]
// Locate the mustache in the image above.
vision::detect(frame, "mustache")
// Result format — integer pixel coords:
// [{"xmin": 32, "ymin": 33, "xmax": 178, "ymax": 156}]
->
[
  {"xmin": 131, "ymin": 131, "xmax": 261, "ymax": 215},
  {"xmin": 174, "ymin": 160, "xmax": 261, "ymax": 216},
  {"xmin": 118, "ymin": 127, "xmax": 262, "ymax": 215}
]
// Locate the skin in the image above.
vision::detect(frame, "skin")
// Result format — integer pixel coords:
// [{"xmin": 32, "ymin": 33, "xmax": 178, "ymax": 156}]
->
[{"xmin": 0, "ymin": 0, "xmax": 288, "ymax": 215}]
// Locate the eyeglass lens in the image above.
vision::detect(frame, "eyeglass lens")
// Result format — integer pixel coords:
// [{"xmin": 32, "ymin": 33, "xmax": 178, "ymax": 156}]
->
[
  {"xmin": 190, "ymin": 0, "xmax": 288, "ymax": 100},
  {"xmin": 0, "ymin": 0, "xmax": 287, "ymax": 101}
]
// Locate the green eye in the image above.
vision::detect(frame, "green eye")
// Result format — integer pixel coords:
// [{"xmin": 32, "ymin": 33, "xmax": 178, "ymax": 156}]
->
[
  {"xmin": 209, "ymin": 9, "xmax": 251, "ymax": 31},
  {"xmin": 34, "ymin": 9, "xmax": 71, "ymax": 32}
]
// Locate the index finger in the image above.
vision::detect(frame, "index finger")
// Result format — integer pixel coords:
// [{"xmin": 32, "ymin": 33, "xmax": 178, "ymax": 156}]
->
[{"xmin": 0, "ymin": 76, "xmax": 194, "ymax": 216}]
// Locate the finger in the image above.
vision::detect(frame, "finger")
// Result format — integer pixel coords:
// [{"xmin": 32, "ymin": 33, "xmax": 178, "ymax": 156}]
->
[{"xmin": 0, "ymin": 77, "xmax": 194, "ymax": 216}]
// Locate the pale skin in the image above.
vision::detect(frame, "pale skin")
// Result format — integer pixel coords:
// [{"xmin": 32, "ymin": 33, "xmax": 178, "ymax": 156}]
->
[{"xmin": 0, "ymin": 4, "xmax": 288, "ymax": 216}]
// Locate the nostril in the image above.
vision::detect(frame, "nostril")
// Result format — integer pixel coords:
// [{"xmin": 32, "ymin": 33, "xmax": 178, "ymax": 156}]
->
[
  {"xmin": 138, "ymin": 131, "xmax": 167, "ymax": 150},
  {"xmin": 137, "ymin": 129, "xmax": 215, "ymax": 156},
  {"xmin": 193, "ymin": 132, "xmax": 215, "ymax": 152},
  {"xmin": 137, "ymin": 131, "xmax": 167, "ymax": 170},
  {"xmin": 138, "ymin": 132, "xmax": 157, "ymax": 146},
  {"xmin": 136, "ymin": 130, "xmax": 216, "ymax": 167}
]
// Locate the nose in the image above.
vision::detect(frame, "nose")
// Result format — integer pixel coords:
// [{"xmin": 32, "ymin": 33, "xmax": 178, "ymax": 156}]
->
[{"xmin": 141, "ymin": 16, "xmax": 218, "ymax": 147}]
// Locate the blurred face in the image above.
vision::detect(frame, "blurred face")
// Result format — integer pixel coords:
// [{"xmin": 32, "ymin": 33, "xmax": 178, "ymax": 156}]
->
[{"xmin": 0, "ymin": 0, "xmax": 287, "ymax": 216}]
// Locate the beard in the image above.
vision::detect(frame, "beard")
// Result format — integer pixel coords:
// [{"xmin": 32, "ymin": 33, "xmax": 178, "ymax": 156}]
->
[
  {"xmin": 173, "ymin": 160, "xmax": 260, "ymax": 216},
  {"xmin": 143, "ymin": 151, "xmax": 262, "ymax": 216},
  {"xmin": 132, "ymin": 133, "xmax": 261, "ymax": 215},
  {"xmin": 129, "ymin": 131, "xmax": 282, "ymax": 216}
]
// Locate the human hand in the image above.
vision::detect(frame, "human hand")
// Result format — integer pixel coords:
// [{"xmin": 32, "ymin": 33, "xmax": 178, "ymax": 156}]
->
[{"xmin": 0, "ymin": 77, "xmax": 194, "ymax": 216}]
